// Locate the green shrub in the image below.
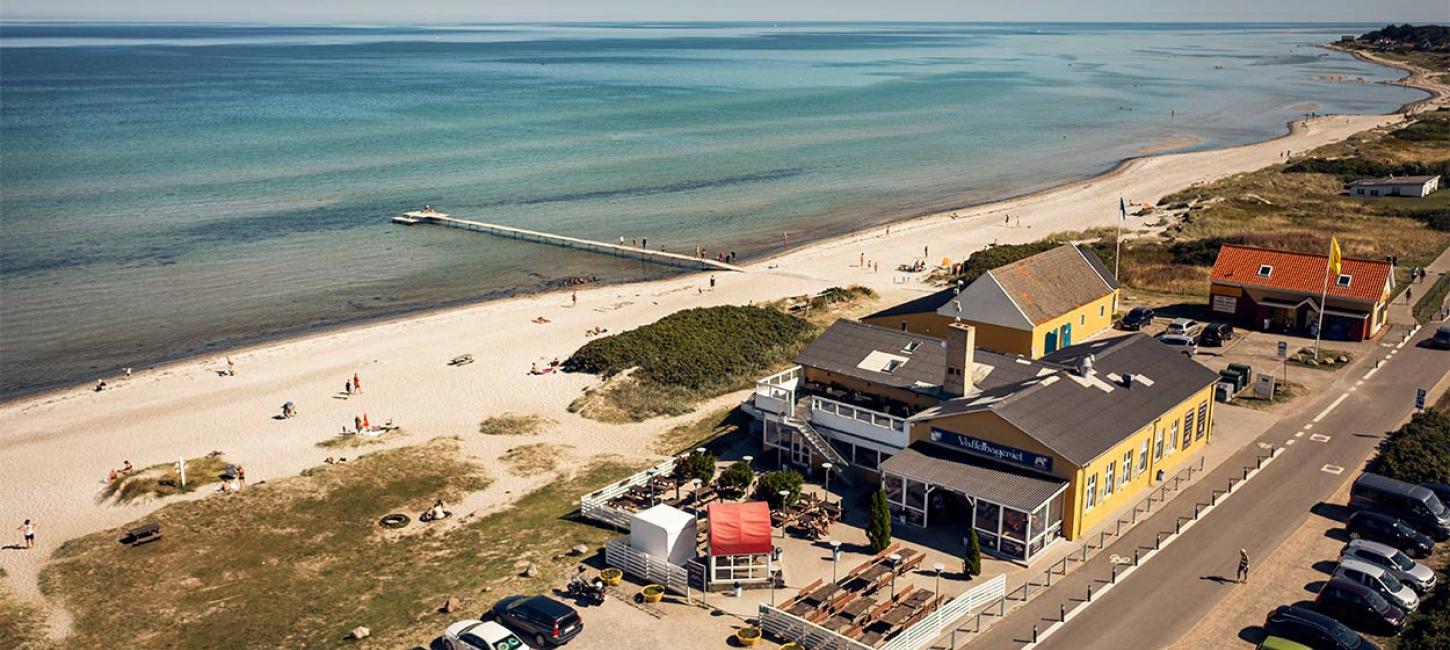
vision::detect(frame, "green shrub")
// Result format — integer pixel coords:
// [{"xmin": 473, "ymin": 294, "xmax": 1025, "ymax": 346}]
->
[
  {"xmin": 964, "ymin": 528, "xmax": 982, "ymax": 577},
  {"xmin": 756, "ymin": 470, "xmax": 803, "ymax": 509},
  {"xmin": 867, "ymin": 488, "xmax": 892, "ymax": 553},
  {"xmin": 1283, "ymin": 156, "xmax": 1450, "ymax": 181},
  {"xmin": 563, "ymin": 305, "xmax": 814, "ymax": 394},
  {"xmin": 717, "ymin": 461, "xmax": 754, "ymax": 499},
  {"xmin": 1367, "ymin": 410, "xmax": 1450, "ymax": 485},
  {"xmin": 676, "ymin": 451, "xmax": 718, "ymax": 485}
]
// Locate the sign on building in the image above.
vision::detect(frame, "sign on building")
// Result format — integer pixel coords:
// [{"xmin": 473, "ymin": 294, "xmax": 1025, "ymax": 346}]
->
[{"xmin": 930, "ymin": 429, "xmax": 1053, "ymax": 473}]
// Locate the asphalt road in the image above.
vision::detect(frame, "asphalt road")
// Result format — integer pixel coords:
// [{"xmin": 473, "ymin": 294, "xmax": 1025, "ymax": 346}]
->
[{"xmin": 970, "ymin": 321, "xmax": 1450, "ymax": 650}]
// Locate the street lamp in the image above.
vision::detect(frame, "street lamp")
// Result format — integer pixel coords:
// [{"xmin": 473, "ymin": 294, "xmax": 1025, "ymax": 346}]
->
[
  {"xmin": 770, "ymin": 547, "xmax": 784, "ymax": 606},
  {"xmin": 821, "ymin": 462, "xmax": 833, "ymax": 503},
  {"xmin": 933, "ymin": 562, "xmax": 945, "ymax": 603},
  {"xmin": 742, "ymin": 455, "xmax": 754, "ymax": 468},
  {"xmin": 830, "ymin": 540, "xmax": 843, "ymax": 584},
  {"xmin": 691, "ymin": 478, "xmax": 703, "ymax": 518},
  {"xmin": 778, "ymin": 490, "xmax": 791, "ymax": 537},
  {"xmin": 889, "ymin": 552, "xmax": 902, "ymax": 599},
  {"xmin": 696, "ymin": 447, "xmax": 707, "ymax": 456}
]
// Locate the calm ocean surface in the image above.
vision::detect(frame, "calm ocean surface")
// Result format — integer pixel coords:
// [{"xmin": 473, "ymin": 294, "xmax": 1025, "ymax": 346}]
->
[{"xmin": 0, "ymin": 22, "xmax": 1425, "ymax": 397}]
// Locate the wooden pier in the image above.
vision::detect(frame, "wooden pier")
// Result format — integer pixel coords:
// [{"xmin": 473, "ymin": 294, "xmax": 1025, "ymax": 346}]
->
[{"xmin": 396, "ymin": 209, "xmax": 740, "ymax": 272}]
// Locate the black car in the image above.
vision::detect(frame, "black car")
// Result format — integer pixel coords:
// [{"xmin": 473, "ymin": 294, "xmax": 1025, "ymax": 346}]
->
[
  {"xmin": 489, "ymin": 595, "xmax": 582, "ymax": 647},
  {"xmin": 1199, "ymin": 322, "xmax": 1234, "ymax": 347},
  {"xmin": 1264, "ymin": 605, "xmax": 1378, "ymax": 650},
  {"xmin": 1422, "ymin": 483, "xmax": 1450, "ymax": 509},
  {"xmin": 1429, "ymin": 326, "xmax": 1450, "ymax": 350},
  {"xmin": 1347, "ymin": 511, "xmax": 1435, "ymax": 558},
  {"xmin": 1314, "ymin": 577, "xmax": 1406, "ymax": 635},
  {"xmin": 1119, "ymin": 306, "xmax": 1155, "ymax": 331}
]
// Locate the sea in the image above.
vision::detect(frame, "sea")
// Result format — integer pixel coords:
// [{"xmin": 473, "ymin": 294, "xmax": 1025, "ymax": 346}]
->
[{"xmin": 0, "ymin": 22, "xmax": 1427, "ymax": 398}]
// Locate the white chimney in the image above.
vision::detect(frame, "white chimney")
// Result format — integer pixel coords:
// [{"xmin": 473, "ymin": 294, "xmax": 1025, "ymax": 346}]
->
[
  {"xmin": 1076, "ymin": 354, "xmax": 1095, "ymax": 377},
  {"xmin": 945, "ymin": 322, "xmax": 976, "ymax": 397}
]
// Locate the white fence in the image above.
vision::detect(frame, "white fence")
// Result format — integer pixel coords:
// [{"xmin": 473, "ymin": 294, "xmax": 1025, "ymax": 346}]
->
[
  {"xmin": 604, "ymin": 537, "xmax": 693, "ymax": 595},
  {"xmin": 759, "ymin": 603, "xmax": 875, "ymax": 650},
  {"xmin": 579, "ymin": 457, "xmax": 679, "ymax": 529},
  {"xmin": 878, "ymin": 574, "xmax": 1006, "ymax": 650}
]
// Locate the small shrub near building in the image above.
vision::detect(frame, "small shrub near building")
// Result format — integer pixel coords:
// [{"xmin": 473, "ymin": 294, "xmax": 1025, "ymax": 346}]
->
[
  {"xmin": 867, "ymin": 488, "xmax": 893, "ymax": 554},
  {"xmin": 755, "ymin": 470, "xmax": 803, "ymax": 509}
]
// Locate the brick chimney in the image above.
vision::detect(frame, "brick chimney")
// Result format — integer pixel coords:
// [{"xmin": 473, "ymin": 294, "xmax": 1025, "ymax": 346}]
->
[{"xmin": 945, "ymin": 322, "xmax": 976, "ymax": 397}]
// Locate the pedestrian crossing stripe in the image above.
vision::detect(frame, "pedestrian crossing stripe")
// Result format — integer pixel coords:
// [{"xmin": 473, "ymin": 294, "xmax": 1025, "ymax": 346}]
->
[
  {"xmin": 1322, "ymin": 465, "xmax": 1345, "ymax": 475},
  {"xmin": 1310, "ymin": 434, "xmax": 1331, "ymax": 443}
]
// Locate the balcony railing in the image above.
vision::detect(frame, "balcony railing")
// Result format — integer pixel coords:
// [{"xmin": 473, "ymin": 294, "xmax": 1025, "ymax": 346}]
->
[
  {"xmin": 753, "ymin": 365, "xmax": 802, "ymax": 416},
  {"xmin": 809, "ymin": 395, "xmax": 909, "ymax": 448}
]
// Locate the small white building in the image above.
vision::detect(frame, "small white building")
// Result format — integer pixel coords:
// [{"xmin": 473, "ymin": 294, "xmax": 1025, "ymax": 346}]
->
[
  {"xmin": 1347, "ymin": 175, "xmax": 1441, "ymax": 198},
  {"xmin": 630, "ymin": 504, "xmax": 698, "ymax": 566}
]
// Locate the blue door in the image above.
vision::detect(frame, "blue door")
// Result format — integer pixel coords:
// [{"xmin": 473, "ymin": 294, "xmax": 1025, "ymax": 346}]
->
[
  {"xmin": 1044, "ymin": 329, "xmax": 1058, "ymax": 354},
  {"xmin": 1061, "ymin": 323, "xmax": 1072, "ymax": 347}
]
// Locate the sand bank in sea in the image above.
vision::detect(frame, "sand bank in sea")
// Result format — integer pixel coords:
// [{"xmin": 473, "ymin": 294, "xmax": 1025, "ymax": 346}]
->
[{"xmin": 0, "ymin": 57, "xmax": 1443, "ymax": 633}]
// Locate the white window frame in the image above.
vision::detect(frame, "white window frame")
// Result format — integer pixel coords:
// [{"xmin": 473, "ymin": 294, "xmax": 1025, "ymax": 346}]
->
[
  {"xmin": 1138, "ymin": 441, "xmax": 1148, "ymax": 474},
  {"xmin": 1154, "ymin": 427, "xmax": 1164, "ymax": 461},
  {"xmin": 1212, "ymin": 295, "xmax": 1237, "ymax": 313},
  {"xmin": 1337, "ymin": 274, "xmax": 1352, "ymax": 288},
  {"xmin": 1257, "ymin": 265, "xmax": 1273, "ymax": 277},
  {"xmin": 1104, "ymin": 462, "xmax": 1116, "ymax": 498},
  {"xmin": 1122, "ymin": 451, "xmax": 1133, "ymax": 487},
  {"xmin": 1167, "ymin": 421, "xmax": 1179, "ymax": 455},
  {"xmin": 1085, "ymin": 474, "xmax": 1098, "ymax": 511}
]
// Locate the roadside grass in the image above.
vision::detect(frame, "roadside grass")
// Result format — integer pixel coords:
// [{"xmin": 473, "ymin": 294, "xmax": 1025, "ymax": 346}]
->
[
  {"xmin": 97, "ymin": 455, "xmax": 232, "ymax": 504},
  {"xmin": 1412, "ymin": 272, "xmax": 1450, "ymax": 324},
  {"xmin": 0, "ymin": 585, "xmax": 47, "ymax": 650},
  {"xmin": 478, "ymin": 413, "xmax": 557, "ymax": 436},
  {"xmin": 1231, "ymin": 381, "xmax": 1307, "ymax": 411},
  {"xmin": 40, "ymin": 438, "xmax": 645, "ymax": 648},
  {"xmin": 501, "ymin": 443, "xmax": 571, "ymax": 475},
  {"xmin": 316, "ymin": 428, "xmax": 406, "ymax": 449},
  {"xmin": 652, "ymin": 406, "xmax": 752, "ymax": 455}
]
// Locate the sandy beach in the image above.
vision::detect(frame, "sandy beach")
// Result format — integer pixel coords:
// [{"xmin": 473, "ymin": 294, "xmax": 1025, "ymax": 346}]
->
[{"xmin": 1, "ymin": 57, "xmax": 1442, "ymax": 633}]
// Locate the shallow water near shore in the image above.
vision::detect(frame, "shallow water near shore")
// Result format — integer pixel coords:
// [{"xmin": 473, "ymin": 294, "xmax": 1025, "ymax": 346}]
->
[{"xmin": 0, "ymin": 22, "xmax": 1425, "ymax": 397}]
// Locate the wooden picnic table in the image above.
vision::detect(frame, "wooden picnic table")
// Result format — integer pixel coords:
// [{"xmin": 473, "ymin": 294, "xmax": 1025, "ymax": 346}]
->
[
  {"xmin": 804, "ymin": 582, "xmax": 842, "ymax": 606},
  {"xmin": 839, "ymin": 595, "xmax": 876, "ymax": 620}
]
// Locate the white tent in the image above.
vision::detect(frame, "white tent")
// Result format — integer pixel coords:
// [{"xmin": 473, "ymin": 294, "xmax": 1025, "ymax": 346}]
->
[{"xmin": 630, "ymin": 504, "xmax": 698, "ymax": 566}]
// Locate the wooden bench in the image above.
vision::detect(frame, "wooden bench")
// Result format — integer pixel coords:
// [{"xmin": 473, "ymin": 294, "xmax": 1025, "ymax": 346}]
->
[{"xmin": 123, "ymin": 522, "xmax": 162, "ymax": 547}]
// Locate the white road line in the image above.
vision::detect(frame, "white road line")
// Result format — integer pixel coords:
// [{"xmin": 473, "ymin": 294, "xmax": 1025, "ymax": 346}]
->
[
  {"xmin": 1294, "ymin": 431, "xmax": 1305, "ymax": 438},
  {"xmin": 1286, "ymin": 439, "xmax": 1297, "ymax": 446},
  {"xmin": 1310, "ymin": 434, "xmax": 1331, "ymax": 443},
  {"xmin": 1313, "ymin": 393, "xmax": 1350, "ymax": 423},
  {"xmin": 1304, "ymin": 424, "xmax": 1314, "ymax": 430},
  {"xmin": 1355, "ymin": 380, "xmax": 1365, "ymax": 386},
  {"xmin": 1365, "ymin": 367, "xmax": 1379, "ymax": 380},
  {"xmin": 1322, "ymin": 464, "xmax": 1345, "ymax": 475}
]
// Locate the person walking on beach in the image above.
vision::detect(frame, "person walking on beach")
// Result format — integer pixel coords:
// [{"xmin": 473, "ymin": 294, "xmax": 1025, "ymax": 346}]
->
[
  {"xmin": 353, "ymin": 373, "xmax": 361, "ymax": 394},
  {"xmin": 709, "ymin": 275, "xmax": 716, "ymax": 289},
  {"xmin": 345, "ymin": 380, "xmax": 352, "ymax": 397},
  {"xmin": 354, "ymin": 415, "xmax": 363, "ymax": 432},
  {"xmin": 860, "ymin": 253, "xmax": 865, "ymax": 267},
  {"xmin": 237, "ymin": 465, "xmax": 246, "ymax": 488},
  {"xmin": 1236, "ymin": 549, "xmax": 1250, "ymax": 584},
  {"xmin": 572, "ymin": 291, "xmax": 578, "ymax": 307},
  {"xmin": 19, "ymin": 519, "xmax": 35, "ymax": 549},
  {"xmin": 226, "ymin": 356, "xmax": 236, "ymax": 376},
  {"xmin": 924, "ymin": 245, "xmax": 929, "ymax": 260}
]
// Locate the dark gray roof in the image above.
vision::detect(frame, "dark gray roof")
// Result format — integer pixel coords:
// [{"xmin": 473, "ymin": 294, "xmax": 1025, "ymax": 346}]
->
[
  {"xmin": 864, "ymin": 287, "xmax": 956, "ymax": 320},
  {"xmin": 1348, "ymin": 175, "xmax": 1439, "ymax": 187},
  {"xmin": 880, "ymin": 441, "xmax": 1067, "ymax": 512},
  {"xmin": 1079, "ymin": 246, "xmax": 1121, "ymax": 290},
  {"xmin": 795, "ymin": 320, "xmax": 946, "ymax": 390},
  {"xmin": 924, "ymin": 334, "xmax": 1220, "ymax": 466}
]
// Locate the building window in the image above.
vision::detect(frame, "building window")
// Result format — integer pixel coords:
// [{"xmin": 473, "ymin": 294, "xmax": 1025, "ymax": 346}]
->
[
  {"xmin": 1336, "ymin": 274, "xmax": 1352, "ymax": 288},
  {"xmin": 712, "ymin": 553, "xmax": 771, "ymax": 583},
  {"xmin": 1184, "ymin": 409, "xmax": 1196, "ymax": 448},
  {"xmin": 1196, "ymin": 402, "xmax": 1208, "ymax": 440},
  {"xmin": 1104, "ymin": 462, "xmax": 1116, "ymax": 498},
  {"xmin": 1138, "ymin": 441, "xmax": 1148, "ymax": 475},
  {"xmin": 1122, "ymin": 451, "xmax": 1133, "ymax": 487},
  {"xmin": 1154, "ymin": 427, "xmax": 1164, "ymax": 461},
  {"xmin": 900, "ymin": 321, "xmax": 907, "ymax": 331},
  {"xmin": 1257, "ymin": 265, "xmax": 1273, "ymax": 277},
  {"xmin": 1100, "ymin": 305, "xmax": 1105, "ymax": 318},
  {"xmin": 1212, "ymin": 294, "xmax": 1237, "ymax": 313},
  {"xmin": 1085, "ymin": 474, "xmax": 1098, "ymax": 511},
  {"xmin": 1167, "ymin": 421, "xmax": 1179, "ymax": 455},
  {"xmin": 1080, "ymin": 314, "xmax": 1086, "ymax": 326}
]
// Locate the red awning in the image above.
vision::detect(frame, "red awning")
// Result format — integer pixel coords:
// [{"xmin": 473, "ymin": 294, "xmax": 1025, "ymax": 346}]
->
[{"xmin": 708, "ymin": 501, "xmax": 773, "ymax": 556}]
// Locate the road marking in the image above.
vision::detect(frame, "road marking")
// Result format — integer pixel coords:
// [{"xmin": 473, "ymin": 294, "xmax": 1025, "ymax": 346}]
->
[
  {"xmin": 1294, "ymin": 431, "xmax": 1304, "ymax": 438},
  {"xmin": 1310, "ymin": 434, "xmax": 1331, "ymax": 443},
  {"xmin": 1285, "ymin": 439, "xmax": 1297, "ymax": 446},
  {"xmin": 1355, "ymin": 380, "xmax": 1365, "ymax": 387},
  {"xmin": 1304, "ymin": 424, "xmax": 1314, "ymax": 430},
  {"xmin": 1349, "ymin": 387, "xmax": 1358, "ymax": 393},
  {"xmin": 1365, "ymin": 367, "xmax": 1380, "ymax": 380},
  {"xmin": 1322, "ymin": 464, "xmax": 1345, "ymax": 475},
  {"xmin": 1313, "ymin": 393, "xmax": 1350, "ymax": 423}
]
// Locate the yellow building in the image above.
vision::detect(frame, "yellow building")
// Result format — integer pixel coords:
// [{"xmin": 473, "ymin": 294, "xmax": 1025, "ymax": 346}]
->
[
  {"xmin": 862, "ymin": 244, "xmax": 1120, "ymax": 358},
  {"xmin": 752, "ymin": 318, "xmax": 1218, "ymax": 564}
]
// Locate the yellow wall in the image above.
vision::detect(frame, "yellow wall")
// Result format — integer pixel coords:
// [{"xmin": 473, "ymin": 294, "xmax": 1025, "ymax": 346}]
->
[
  {"xmin": 910, "ymin": 378, "xmax": 1215, "ymax": 541},
  {"xmin": 863, "ymin": 289, "xmax": 1119, "ymax": 359},
  {"xmin": 1026, "ymin": 291, "xmax": 1119, "ymax": 358}
]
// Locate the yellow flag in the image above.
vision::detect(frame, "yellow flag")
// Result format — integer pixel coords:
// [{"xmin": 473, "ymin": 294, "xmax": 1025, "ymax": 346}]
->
[{"xmin": 1328, "ymin": 237, "xmax": 1342, "ymax": 277}]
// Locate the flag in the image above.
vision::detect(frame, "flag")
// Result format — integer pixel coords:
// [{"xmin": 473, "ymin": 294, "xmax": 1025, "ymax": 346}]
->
[
  {"xmin": 1119, "ymin": 197, "xmax": 1127, "ymax": 220},
  {"xmin": 1328, "ymin": 237, "xmax": 1342, "ymax": 277}
]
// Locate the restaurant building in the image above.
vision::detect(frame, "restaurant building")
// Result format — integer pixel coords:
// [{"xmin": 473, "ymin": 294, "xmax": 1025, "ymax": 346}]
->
[
  {"xmin": 1208, "ymin": 244, "xmax": 1393, "ymax": 341},
  {"xmin": 750, "ymin": 318, "xmax": 1217, "ymax": 562}
]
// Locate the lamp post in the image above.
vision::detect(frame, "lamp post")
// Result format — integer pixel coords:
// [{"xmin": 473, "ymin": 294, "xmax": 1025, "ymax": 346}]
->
[
  {"xmin": 778, "ymin": 490, "xmax": 790, "ymax": 537},
  {"xmin": 889, "ymin": 553, "xmax": 902, "ymax": 599},
  {"xmin": 743, "ymin": 455, "xmax": 753, "ymax": 469},
  {"xmin": 821, "ymin": 462, "xmax": 833, "ymax": 503},
  {"xmin": 691, "ymin": 478, "xmax": 703, "ymax": 518},
  {"xmin": 831, "ymin": 540, "xmax": 843, "ymax": 584},
  {"xmin": 770, "ymin": 547, "xmax": 784, "ymax": 606},
  {"xmin": 933, "ymin": 562, "xmax": 945, "ymax": 603}
]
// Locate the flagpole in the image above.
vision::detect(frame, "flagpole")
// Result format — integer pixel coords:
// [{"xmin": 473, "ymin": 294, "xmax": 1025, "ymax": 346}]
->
[
  {"xmin": 1115, "ymin": 198, "xmax": 1124, "ymax": 281},
  {"xmin": 1314, "ymin": 242, "xmax": 1332, "ymax": 360}
]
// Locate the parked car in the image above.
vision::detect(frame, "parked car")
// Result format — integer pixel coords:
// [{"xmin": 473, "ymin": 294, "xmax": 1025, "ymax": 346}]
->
[
  {"xmin": 1167, "ymin": 318, "xmax": 1201, "ymax": 337},
  {"xmin": 1429, "ymin": 325, "xmax": 1450, "ymax": 349},
  {"xmin": 1314, "ymin": 577, "xmax": 1406, "ymax": 636},
  {"xmin": 489, "ymin": 595, "xmax": 582, "ymax": 647},
  {"xmin": 1421, "ymin": 483, "xmax": 1450, "ymax": 509},
  {"xmin": 1119, "ymin": 306, "xmax": 1155, "ymax": 331},
  {"xmin": 1346, "ymin": 511, "xmax": 1435, "ymax": 558},
  {"xmin": 1349, "ymin": 472, "xmax": 1450, "ymax": 540},
  {"xmin": 445, "ymin": 620, "xmax": 530, "ymax": 650},
  {"xmin": 1257, "ymin": 636, "xmax": 1312, "ymax": 650},
  {"xmin": 1155, "ymin": 333, "xmax": 1198, "ymax": 356},
  {"xmin": 1341, "ymin": 539, "xmax": 1437, "ymax": 594},
  {"xmin": 1199, "ymin": 322, "xmax": 1235, "ymax": 346},
  {"xmin": 1263, "ymin": 605, "xmax": 1379, "ymax": 650},
  {"xmin": 1333, "ymin": 558, "xmax": 1420, "ymax": 613}
]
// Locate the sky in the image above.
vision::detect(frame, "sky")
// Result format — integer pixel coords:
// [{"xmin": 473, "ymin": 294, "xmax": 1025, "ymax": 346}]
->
[{"xmin": 0, "ymin": 0, "xmax": 1446, "ymax": 24}]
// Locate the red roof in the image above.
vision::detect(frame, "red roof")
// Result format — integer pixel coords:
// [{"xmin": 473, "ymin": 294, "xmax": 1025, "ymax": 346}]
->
[
  {"xmin": 707, "ymin": 502, "xmax": 773, "ymax": 556},
  {"xmin": 1209, "ymin": 244, "xmax": 1392, "ymax": 303}
]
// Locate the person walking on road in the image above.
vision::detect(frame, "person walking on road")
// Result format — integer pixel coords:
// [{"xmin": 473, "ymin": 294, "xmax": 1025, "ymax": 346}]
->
[{"xmin": 1237, "ymin": 548, "xmax": 1250, "ymax": 584}]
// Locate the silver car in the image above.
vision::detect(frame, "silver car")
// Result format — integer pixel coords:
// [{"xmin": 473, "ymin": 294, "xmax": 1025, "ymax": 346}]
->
[
  {"xmin": 1342, "ymin": 539, "xmax": 1437, "ymax": 594},
  {"xmin": 1154, "ymin": 333, "xmax": 1198, "ymax": 356},
  {"xmin": 1335, "ymin": 557, "xmax": 1420, "ymax": 612}
]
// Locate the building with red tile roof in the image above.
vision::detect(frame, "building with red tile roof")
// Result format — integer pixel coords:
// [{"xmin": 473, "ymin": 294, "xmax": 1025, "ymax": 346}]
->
[{"xmin": 1208, "ymin": 244, "xmax": 1394, "ymax": 341}]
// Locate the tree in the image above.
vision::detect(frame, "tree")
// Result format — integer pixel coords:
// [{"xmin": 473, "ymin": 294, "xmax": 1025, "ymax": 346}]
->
[
  {"xmin": 867, "ymin": 488, "xmax": 892, "ymax": 553},
  {"xmin": 678, "ymin": 451, "xmax": 718, "ymax": 485},
  {"xmin": 963, "ymin": 528, "xmax": 982, "ymax": 578},
  {"xmin": 717, "ymin": 461, "xmax": 754, "ymax": 499},
  {"xmin": 755, "ymin": 470, "xmax": 804, "ymax": 509}
]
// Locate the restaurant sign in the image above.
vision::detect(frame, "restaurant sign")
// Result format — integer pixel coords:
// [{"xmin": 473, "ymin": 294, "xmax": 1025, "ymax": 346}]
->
[{"xmin": 931, "ymin": 428, "xmax": 1053, "ymax": 473}]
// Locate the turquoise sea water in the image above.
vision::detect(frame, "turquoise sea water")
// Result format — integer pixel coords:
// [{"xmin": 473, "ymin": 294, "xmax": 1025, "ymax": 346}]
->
[{"xmin": 0, "ymin": 22, "xmax": 1426, "ymax": 396}]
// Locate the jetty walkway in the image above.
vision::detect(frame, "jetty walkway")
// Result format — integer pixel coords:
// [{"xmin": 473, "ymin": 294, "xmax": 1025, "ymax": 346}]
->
[{"xmin": 395, "ymin": 209, "xmax": 741, "ymax": 272}]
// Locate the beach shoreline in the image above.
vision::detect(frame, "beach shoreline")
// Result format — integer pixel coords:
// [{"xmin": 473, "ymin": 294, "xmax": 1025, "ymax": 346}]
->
[{"xmin": 1, "ymin": 44, "xmax": 1445, "ymax": 628}]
